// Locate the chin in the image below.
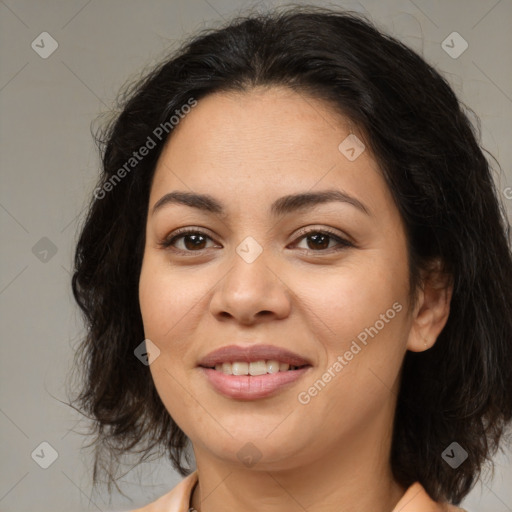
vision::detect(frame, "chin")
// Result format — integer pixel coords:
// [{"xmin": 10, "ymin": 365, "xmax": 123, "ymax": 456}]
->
[{"xmin": 198, "ymin": 430, "xmax": 312, "ymax": 470}]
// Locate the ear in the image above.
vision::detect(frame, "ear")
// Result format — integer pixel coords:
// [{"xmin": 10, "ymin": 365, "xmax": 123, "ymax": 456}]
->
[{"xmin": 407, "ymin": 260, "xmax": 453, "ymax": 352}]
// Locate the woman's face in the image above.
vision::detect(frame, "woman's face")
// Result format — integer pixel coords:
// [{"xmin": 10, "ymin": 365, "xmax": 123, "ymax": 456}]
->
[{"xmin": 139, "ymin": 86, "xmax": 419, "ymax": 471}]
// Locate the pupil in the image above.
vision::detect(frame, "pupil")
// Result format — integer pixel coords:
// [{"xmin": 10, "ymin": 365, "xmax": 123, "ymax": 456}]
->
[
  {"xmin": 308, "ymin": 233, "xmax": 329, "ymax": 250},
  {"xmin": 182, "ymin": 233, "xmax": 330, "ymax": 251},
  {"xmin": 185, "ymin": 234, "xmax": 206, "ymax": 250}
]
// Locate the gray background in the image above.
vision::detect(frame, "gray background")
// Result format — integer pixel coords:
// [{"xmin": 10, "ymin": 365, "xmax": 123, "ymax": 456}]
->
[{"xmin": 1, "ymin": 0, "xmax": 511, "ymax": 511}]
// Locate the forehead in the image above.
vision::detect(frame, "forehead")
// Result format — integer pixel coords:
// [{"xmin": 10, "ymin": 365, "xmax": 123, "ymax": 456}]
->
[
  {"xmin": 149, "ymin": 86, "xmax": 391, "ymax": 216},
  {"xmin": 155, "ymin": 86, "xmax": 356, "ymax": 171}
]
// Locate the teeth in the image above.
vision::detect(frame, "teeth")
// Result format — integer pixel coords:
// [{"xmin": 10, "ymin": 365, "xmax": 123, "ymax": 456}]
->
[
  {"xmin": 232, "ymin": 362, "xmax": 249, "ymax": 375},
  {"xmin": 213, "ymin": 359, "xmax": 301, "ymax": 375},
  {"xmin": 249, "ymin": 360, "xmax": 267, "ymax": 375},
  {"xmin": 267, "ymin": 360, "xmax": 280, "ymax": 374}
]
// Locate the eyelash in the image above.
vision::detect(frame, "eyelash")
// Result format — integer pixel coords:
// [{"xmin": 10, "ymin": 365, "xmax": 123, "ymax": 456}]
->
[{"xmin": 158, "ymin": 227, "xmax": 353, "ymax": 255}]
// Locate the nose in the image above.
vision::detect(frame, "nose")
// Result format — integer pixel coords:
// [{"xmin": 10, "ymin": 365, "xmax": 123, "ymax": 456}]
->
[{"xmin": 209, "ymin": 247, "xmax": 291, "ymax": 325}]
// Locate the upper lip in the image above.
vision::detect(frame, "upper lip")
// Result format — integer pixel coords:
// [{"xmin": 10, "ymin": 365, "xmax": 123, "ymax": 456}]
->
[{"xmin": 197, "ymin": 344, "xmax": 312, "ymax": 368}]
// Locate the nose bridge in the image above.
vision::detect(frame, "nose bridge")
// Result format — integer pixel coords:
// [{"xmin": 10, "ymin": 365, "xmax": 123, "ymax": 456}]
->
[
  {"xmin": 209, "ymin": 235, "xmax": 290, "ymax": 322},
  {"xmin": 233, "ymin": 235, "xmax": 273, "ymax": 292}
]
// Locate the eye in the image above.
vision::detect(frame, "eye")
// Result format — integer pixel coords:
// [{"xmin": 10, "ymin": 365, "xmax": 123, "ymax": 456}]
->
[
  {"xmin": 292, "ymin": 228, "xmax": 353, "ymax": 252},
  {"xmin": 158, "ymin": 227, "xmax": 353, "ymax": 255},
  {"xmin": 158, "ymin": 228, "xmax": 218, "ymax": 253}
]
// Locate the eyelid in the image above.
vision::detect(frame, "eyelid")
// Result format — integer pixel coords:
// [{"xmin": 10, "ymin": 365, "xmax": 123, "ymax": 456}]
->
[
  {"xmin": 291, "ymin": 225, "xmax": 354, "ymax": 247},
  {"xmin": 158, "ymin": 225, "xmax": 354, "ymax": 253},
  {"xmin": 157, "ymin": 226, "xmax": 219, "ymax": 251}
]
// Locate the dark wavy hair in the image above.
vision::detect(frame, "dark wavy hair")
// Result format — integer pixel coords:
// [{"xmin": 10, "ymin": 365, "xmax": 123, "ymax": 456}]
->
[{"xmin": 69, "ymin": 4, "xmax": 512, "ymax": 505}]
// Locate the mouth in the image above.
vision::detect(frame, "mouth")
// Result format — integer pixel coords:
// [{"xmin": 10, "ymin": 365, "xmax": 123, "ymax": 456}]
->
[
  {"xmin": 196, "ymin": 344, "xmax": 313, "ymax": 400},
  {"xmin": 197, "ymin": 343, "xmax": 312, "ymax": 370},
  {"xmin": 200, "ymin": 360, "xmax": 311, "ymax": 375},
  {"xmin": 198, "ymin": 364, "xmax": 312, "ymax": 400}
]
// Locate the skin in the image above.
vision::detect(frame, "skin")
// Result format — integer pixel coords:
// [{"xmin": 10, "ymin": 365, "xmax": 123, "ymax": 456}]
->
[{"xmin": 138, "ymin": 86, "xmax": 452, "ymax": 512}]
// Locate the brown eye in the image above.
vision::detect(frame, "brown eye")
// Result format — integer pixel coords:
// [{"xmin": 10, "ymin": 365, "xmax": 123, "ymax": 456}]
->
[
  {"xmin": 158, "ymin": 227, "xmax": 353, "ymax": 255},
  {"xmin": 294, "ymin": 229, "xmax": 352, "ymax": 252},
  {"xmin": 303, "ymin": 232, "xmax": 331, "ymax": 250},
  {"xmin": 159, "ymin": 230, "xmax": 217, "ymax": 252},
  {"xmin": 178, "ymin": 233, "xmax": 209, "ymax": 250}
]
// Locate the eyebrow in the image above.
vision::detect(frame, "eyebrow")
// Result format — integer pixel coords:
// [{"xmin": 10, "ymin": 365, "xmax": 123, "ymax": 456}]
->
[{"xmin": 151, "ymin": 189, "xmax": 371, "ymax": 217}]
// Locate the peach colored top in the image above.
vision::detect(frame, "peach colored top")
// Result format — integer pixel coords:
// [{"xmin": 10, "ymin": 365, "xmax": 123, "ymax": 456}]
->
[{"xmin": 131, "ymin": 470, "xmax": 468, "ymax": 512}]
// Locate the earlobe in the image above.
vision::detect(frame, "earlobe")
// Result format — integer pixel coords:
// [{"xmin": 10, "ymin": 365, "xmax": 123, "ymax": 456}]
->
[{"xmin": 406, "ymin": 262, "xmax": 453, "ymax": 353}]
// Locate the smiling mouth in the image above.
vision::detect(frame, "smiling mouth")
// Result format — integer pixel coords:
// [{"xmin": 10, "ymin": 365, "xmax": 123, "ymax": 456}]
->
[{"xmin": 201, "ymin": 360, "xmax": 311, "ymax": 375}]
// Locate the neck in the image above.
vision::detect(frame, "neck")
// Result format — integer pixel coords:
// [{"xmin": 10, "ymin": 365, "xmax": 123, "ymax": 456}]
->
[{"xmin": 189, "ymin": 413, "xmax": 405, "ymax": 512}]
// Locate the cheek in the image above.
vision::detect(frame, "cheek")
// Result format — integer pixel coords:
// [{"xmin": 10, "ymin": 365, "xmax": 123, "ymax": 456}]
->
[
  {"xmin": 301, "ymin": 257, "xmax": 407, "ymax": 348},
  {"xmin": 296, "ymin": 256, "xmax": 409, "ymax": 409},
  {"xmin": 138, "ymin": 257, "xmax": 205, "ymax": 430},
  {"xmin": 138, "ymin": 255, "xmax": 210, "ymax": 341}
]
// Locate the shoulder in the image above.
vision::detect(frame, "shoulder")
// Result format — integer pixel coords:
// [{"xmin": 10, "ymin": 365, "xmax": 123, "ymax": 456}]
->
[
  {"xmin": 393, "ymin": 482, "xmax": 468, "ymax": 512},
  {"xmin": 441, "ymin": 505, "xmax": 468, "ymax": 512},
  {"xmin": 130, "ymin": 471, "xmax": 198, "ymax": 512},
  {"xmin": 130, "ymin": 474, "xmax": 468, "ymax": 512}
]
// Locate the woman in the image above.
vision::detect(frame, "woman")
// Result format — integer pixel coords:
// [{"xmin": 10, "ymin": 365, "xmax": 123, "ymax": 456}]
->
[{"xmin": 70, "ymin": 6, "xmax": 512, "ymax": 512}]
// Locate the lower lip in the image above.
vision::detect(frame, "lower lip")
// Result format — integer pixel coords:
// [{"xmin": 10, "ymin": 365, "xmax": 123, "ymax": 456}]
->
[{"xmin": 199, "ymin": 366, "xmax": 311, "ymax": 400}]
